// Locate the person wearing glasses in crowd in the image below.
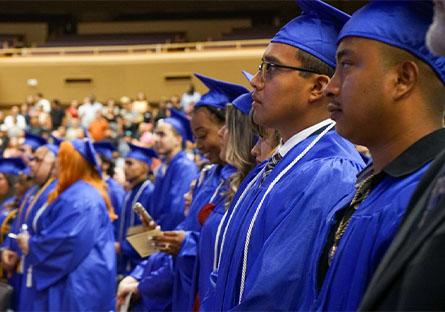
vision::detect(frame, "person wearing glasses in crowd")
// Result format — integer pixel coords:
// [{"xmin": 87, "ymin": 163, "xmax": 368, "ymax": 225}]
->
[
  {"xmin": 203, "ymin": 1, "xmax": 365, "ymax": 310},
  {"xmin": 312, "ymin": 2, "xmax": 445, "ymax": 311},
  {"xmin": 16, "ymin": 139, "xmax": 117, "ymax": 310},
  {"xmin": 2, "ymin": 143, "xmax": 58, "ymax": 311}
]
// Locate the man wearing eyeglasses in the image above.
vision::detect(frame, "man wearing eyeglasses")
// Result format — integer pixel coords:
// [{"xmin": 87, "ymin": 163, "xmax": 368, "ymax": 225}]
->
[
  {"xmin": 203, "ymin": 1, "xmax": 365, "ymax": 311},
  {"xmin": 1, "ymin": 143, "xmax": 58, "ymax": 311}
]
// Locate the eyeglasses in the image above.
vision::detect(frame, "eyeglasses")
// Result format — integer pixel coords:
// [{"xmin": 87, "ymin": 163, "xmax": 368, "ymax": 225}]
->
[{"xmin": 258, "ymin": 60, "xmax": 320, "ymax": 81}]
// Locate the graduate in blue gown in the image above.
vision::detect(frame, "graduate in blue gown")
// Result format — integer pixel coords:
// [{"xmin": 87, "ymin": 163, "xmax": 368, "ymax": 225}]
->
[
  {"xmin": 2, "ymin": 133, "xmax": 47, "ymax": 310},
  {"xmin": 16, "ymin": 139, "xmax": 117, "ymax": 311},
  {"xmin": 116, "ymin": 143, "xmax": 157, "ymax": 275},
  {"xmin": 8, "ymin": 148, "xmax": 58, "ymax": 310},
  {"xmin": 6, "ymin": 144, "xmax": 59, "ymax": 311},
  {"xmin": 93, "ymin": 140, "xmax": 126, "ymax": 239},
  {"xmin": 0, "ymin": 158, "xmax": 28, "ymax": 246},
  {"xmin": 116, "ymin": 74, "xmax": 249, "ymax": 311},
  {"xmin": 19, "ymin": 132, "xmax": 48, "ymax": 165},
  {"xmin": 202, "ymin": 1, "xmax": 366, "ymax": 310},
  {"xmin": 172, "ymin": 74, "xmax": 250, "ymax": 310},
  {"xmin": 150, "ymin": 109, "xmax": 199, "ymax": 230},
  {"xmin": 192, "ymin": 89, "xmax": 257, "ymax": 311},
  {"xmin": 313, "ymin": 2, "xmax": 445, "ymax": 310}
]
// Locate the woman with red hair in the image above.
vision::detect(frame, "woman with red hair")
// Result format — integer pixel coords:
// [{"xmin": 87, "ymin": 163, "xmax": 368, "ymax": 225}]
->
[{"xmin": 17, "ymin": 139, "xmax": 117, "ymax": 311}]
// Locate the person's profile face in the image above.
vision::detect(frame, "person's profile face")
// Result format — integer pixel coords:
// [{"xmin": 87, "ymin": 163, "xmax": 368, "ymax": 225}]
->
[
  {"xmin": 324, "ymin": 37, "xmax": 391, "ymax": 145},
  {"xmin": 250, "ymin": 43, "xmax": 310, "ymax": 129}
]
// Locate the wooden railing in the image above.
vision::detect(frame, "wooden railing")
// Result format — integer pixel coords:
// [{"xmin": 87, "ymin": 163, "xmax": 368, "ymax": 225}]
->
[{"xmin": 0, "ymin": 39, "xmax": 270, "ymax": 57}]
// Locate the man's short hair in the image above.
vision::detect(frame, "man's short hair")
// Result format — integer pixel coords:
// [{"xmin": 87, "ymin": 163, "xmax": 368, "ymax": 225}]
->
[
  {"xmin": 296, "ymin": 49, "xmax": 335, "ymax": 78},
  {"xmin": 379, "ymin": 43, "xmax": 445, "ymax": 115}
]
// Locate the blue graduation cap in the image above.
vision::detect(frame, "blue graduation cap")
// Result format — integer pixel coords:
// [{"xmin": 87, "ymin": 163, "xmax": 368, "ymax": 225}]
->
[
  {"xmin": 163, "ymin": 108, "xmax": 194, "ymax": 143},
  {"xmin": 127, "ymin": 142, "xmax": 158, "ymax": 165},
  {"xmin": 242, "ymin": 70, "xmax": 254, "ymax": 82},
  {"xmin": 271, "ymin": 0, "xmax": 350, "ymax": 68},
  {"xmin": 93, "ymin": 141, "xmax": 117, "ymax": 161},
  {"xmin": 232, "ymin": 92, "xmax": 253, "ymax": 115},
  {"xmin": 194, "ymin": 73, "xmax": 250, "ymax": 110},
  {"xmin": 338, "ymin": 1, "xmax": 445, "ymax": 85},
  {"xmin": 23, "ymin": 132, "xmax": 47, "ymax": 151},
  {"xmin": 71, "ymin": 139, "xmax": 101, "ymax": 175},
  {"xmin": 0, "ymin": 157, "xmax": 27, "ymax": 176}
]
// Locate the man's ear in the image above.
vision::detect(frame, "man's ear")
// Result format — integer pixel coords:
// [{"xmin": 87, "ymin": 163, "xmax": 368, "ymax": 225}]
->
[
  {"xmin": 308, "ymin": 75, "xmax": 330, "ymax": 103},
  {"xmin": 392, "ymin": 60, "xmax": 419, "ymax": 101}
]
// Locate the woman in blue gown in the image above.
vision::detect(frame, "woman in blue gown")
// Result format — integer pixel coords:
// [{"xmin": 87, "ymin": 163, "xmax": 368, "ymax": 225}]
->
[
  {"xmin": 16, "ymin": 139, "xmax": 117, "ymax": 311},
  {"xmin": 193, "ymin": 94, "xmax": 258, "ymax": 310}
]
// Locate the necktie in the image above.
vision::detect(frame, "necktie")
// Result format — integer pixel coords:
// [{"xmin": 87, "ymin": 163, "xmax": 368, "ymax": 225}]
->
[
  {"xmin": 260, "ymin": 152, "xmax": 283, "ymax": 185},
  {"xmin": 328, "ymin": 172, "xmax": 377, "ymax": 265}
]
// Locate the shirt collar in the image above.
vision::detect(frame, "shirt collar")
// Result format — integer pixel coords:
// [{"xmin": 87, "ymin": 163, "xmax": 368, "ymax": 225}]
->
[
  {"xmin": 277, "ymin": 119, "xmax": 334, "ymax": 157},
  {"xmin": 384, "ymin": 128, "xmax": 445, "ymax": 177},
  {"xmin": 357, "ymin": 128, "xmax": 445, "ymax": 182}
]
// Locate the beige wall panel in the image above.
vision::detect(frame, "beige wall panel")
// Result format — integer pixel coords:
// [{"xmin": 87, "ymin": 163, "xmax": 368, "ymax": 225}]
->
[
  {"xmin": 0, "ymin": 23, "xmax": 48, "ymax": 45},
  {"xmin": 0, "ymin": 49, "xmax": 262, "ymax": 106}
]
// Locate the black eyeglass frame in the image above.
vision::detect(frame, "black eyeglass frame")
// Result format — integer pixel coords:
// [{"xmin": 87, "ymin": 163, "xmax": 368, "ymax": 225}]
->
[{"xmin": 258, "ymin": 60, "xmax": 321, "ymax": 80}]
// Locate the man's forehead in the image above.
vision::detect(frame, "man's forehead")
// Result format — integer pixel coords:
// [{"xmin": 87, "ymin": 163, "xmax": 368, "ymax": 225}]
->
[
  {"xmin": 263, "ymin": 43, "xmax": 300, "ymax": 63},
  {"xmin": 336, "ymin": 37, "xmax": 380, "ymax": 58}
]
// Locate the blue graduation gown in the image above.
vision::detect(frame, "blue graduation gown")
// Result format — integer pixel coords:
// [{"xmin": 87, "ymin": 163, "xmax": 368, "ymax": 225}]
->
[
  {"xmin": 0, "ymin": 196, "xmax": 17, "ymax": 240},
  {"xmin": 129, "ymin": 253, "xmax": 174, "ymax": 311},
  {"xmin": 106, "ymin": 177, "xmax": 126, "ymax": 239},
  {"xmin": 16, "ymin": 179, "xmax": 57, "ymax": 312},
  {"xmin": 150, "ymin": 151, "xmax": 199, "ymax": 230},
  {"xmin": 116, "ymin": 179, "xmax": 154, "ymax": 275},
  {"xmin": 204, "ymin": 130, "xmax": 365, "ymax": 311},
  {"xmin": 192, "ymin": 165, "xmax": 236, "ymax": 310},
  {"xmin": 314, "ymin": 163, "xmax": 431, "ymax": 311},
  {"xmin": 2, "ymin": 186, "xmax": 38, "ymax": 310},
  {"xmin": 172, "ymin": 164, "xmax": 227, "ymax": 311},
  {"xmin": 25, "ymin": 180, "xmax": 116, "ymax": 311},
  {"xmin": 130, "ymin": 164, "xmax": 228, "ymax": 311}
]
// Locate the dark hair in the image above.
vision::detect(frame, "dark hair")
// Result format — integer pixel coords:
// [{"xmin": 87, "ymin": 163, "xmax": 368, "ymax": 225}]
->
[
  {"xmin": 379, "ymin": 43, "xmax": 445, "ymax": 115},
  {"xmin": 0, "ymin": 172, "xmax": 17, "ymax": 205},
  {"xmin": 100, "ymin": 155, "xmax": 116, "ymax": 178},
  {"xmin": 193, "ymin": 105, "xmax": 226, "ymax": 124},
  {"xmin": 296, "ymin": 49, "xmax": 335, "ymax": 78}
]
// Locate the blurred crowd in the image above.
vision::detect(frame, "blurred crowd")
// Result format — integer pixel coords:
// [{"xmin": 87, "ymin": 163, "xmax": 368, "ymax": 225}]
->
[{"xmin": 0, "ymin": 84, "xmax": 202, "ymax": 172}]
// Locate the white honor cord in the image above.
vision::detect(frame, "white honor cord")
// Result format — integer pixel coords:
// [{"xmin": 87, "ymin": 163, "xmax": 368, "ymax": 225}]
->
[
  {"xmin": 129, "ymin": 180, "xmax": 153, "ymax": 227},
  {"xmin": 209, "ymin": 180, "xmax": 225, "ymax": 204},
  {"xmin": 238, "ymin": 122, "xmax": 336, "ymax": 303},
  {"xmin": 215, "ymin": 170, "xmax": 263, "ymax": 271},
  {"xmin": 205, "ymin": 179, "xmax": 226, "ymax": 270},
  {"xmin": 32, "ymin": 202, "xmax": 49, "ymax": 232}
]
